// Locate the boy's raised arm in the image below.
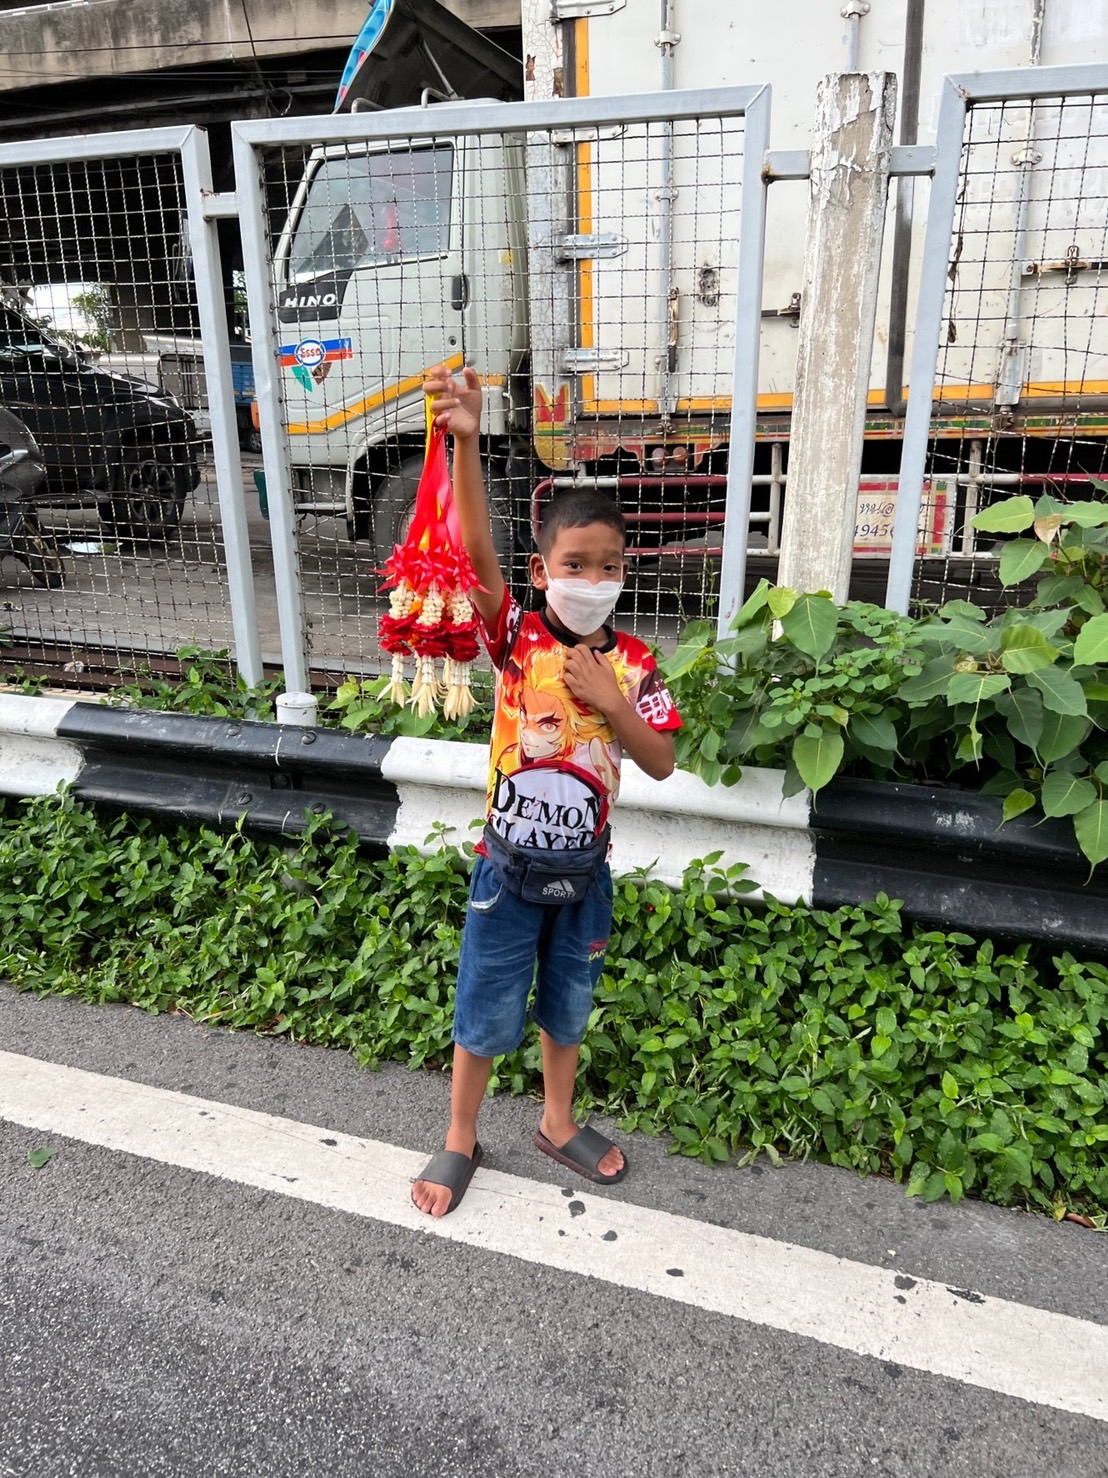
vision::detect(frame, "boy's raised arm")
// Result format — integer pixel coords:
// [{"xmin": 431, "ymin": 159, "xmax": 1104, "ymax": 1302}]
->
[{"xmin": 424, "ymin": 364, "xmax": 506, "ymax": 626}]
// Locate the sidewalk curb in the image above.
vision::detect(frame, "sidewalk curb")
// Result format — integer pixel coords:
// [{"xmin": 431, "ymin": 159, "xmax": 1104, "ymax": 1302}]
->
[{"xmin": 2, "ymin": 695, "xmax": 1105, "ymax": 948}]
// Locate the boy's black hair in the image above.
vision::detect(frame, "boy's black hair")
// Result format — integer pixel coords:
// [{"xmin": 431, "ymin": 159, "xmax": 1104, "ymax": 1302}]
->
[{"xmin": 537, "ymin": 489, "xmax": 626, "ymax": 556}]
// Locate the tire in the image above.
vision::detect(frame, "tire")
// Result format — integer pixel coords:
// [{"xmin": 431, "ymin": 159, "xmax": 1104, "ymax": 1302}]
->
[
  {"xmin": 99, "ymin": 446, "xmax": 187, "ymax": 540},
  {"xmin": 369, "ymin": 453, "xmax": 515, "ymax": 574}
]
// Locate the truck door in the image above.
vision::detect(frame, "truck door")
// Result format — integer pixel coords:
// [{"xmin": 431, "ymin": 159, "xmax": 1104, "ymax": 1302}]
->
[{"xmin": 275, "ymin": 141, "xmax": 463, "ymax": 471}]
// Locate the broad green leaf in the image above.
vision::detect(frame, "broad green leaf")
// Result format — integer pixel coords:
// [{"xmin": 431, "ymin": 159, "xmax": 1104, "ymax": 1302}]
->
[
  {"xmin": 937, "ymin": 600, "xmax": 986, "ymax": 622},
  {"xmin": 26, "ymin": 1147, "xmax": 56, "ymax": 1170},
  {"xmin": 727, "ymin": 623, "xmax": 772, "ymax": 662},
  {"xmin": 915, "ymin": 617, "xmax": 997, "ymax": 656},
  {"xmin": 732, "ymin": 578, "xmax": 772, "ymax": 629},
  {"xmin": 970, "ymin": 1133, "xmax": 1008, "ymax": 1154},
  {"xmin": 661, "ymin": 637, "xmax": 710, "ymax": 680},
  {"xmin": 1033, "ymin": 493, "xmax": 1065, "ymax": 518},
  {"xmin": 1073, "ymin": 800, "xmax": 1108, "ymax": 868},
  {"xmin": 1033, "ymin": 573, "xmax": 1084, "ymax": 606},
  {"xmin": 1026, "ymin": 667, "xmax": 1088, "ymax": 717},
  {"xmin": 767, "ymin": 585, "xmax": 798, "ymax": 621},
  {"xmin": 1001, "ymin": 788, "xmax": 1036, "ymax": 822},
  {"xmin": 946, "ymin": 671, "xmax": 1010, "ymax": 706},
  {"xmin": 898, "ymin": 656, "xmax": 958, "ymax": 703},
  {"xmin": 1058, "ymin": 500, "xmax": 1108, "ymax": 528},
  {"xmin": 921, "ymin": 1170, "xmax": 949, "ymax": 1203},
  {"xmin": 1018, "ymin": 607, "xmax": 1071, "ymax": 640},
  {"xmin": 1096, "ymin": 760, "xmax": 1108, "ymax": 784},
  {"xmin": 699, "ymin": 728, "xmax": 721, "ymax": 763},
  {"xmin": 994, "ymin": 686, "xmax": 1044, "ymax": 750},
  {"xmin": 1040, "ymin": 771, "xmax": 1097, "ymax": 819},
  {"xmin": 1072, "ymin": 613, "xmax": 1108, "ymax": 666},
  {"xmin": 792, "ymin": 727, "xmax": 844, "ymax": 795},
  {"xmin": 955, "ymin": 725, "xmax": 984, "ymax": 763},
  {"xmin": 1073, "ymin": 584, "xmax": 1107, "ymax": 618},
  {"xmin": 780, "ymin": 594, "xmax": 838, "ymax": 663},
  {"xmin": 972, "ymin": 495, "xmax": 1034, "ymax": 533},
  {"xmin": 941, "ymin": 1070, "xmax": 958, "ymax": 1099},
  {"xmin": 998, "ymin": 539, "xmax": 1049, "ymax": 587},
  {"xmin": 1036, "ymin": 710, "xmax": 1090, "ymax": 765},
  {"xmin": 998, "ymin": 623, "xmax": 1058, "ymax": 674},
  {"xmin": 848, "ymin": 710, "xmax": 898, "ymax": 751}
]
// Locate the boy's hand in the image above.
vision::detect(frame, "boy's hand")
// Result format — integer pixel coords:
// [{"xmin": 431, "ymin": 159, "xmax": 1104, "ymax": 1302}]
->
[
  {"xmin": 563, "ymin": 645, "xmax": 625, "ymax": 717},
  {"xmin": 564, "ymin": 645, "xmax": 676, "ymax": 781},
  {"xmin": 425, "ymin": 364, "xmax": 482, "ymax": 441}
]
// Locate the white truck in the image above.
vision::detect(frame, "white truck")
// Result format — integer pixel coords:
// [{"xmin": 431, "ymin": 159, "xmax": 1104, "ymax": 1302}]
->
[{"xmin": 270, "ymin": 0, "xmax": 1108, "ymax": 591}]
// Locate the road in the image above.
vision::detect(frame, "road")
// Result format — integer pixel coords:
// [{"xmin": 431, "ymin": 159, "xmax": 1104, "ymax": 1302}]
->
[
  {"xmin": 4, "ymin": 456, "xmax": 694, "ymax": 683},
  {"xmin": 1, "ymin": 984, "xmax": 1105, "ymax": 1477}
]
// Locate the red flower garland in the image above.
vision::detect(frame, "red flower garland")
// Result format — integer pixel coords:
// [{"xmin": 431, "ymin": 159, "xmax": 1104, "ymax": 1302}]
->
[{"xmin": 377, "ymin": 421, "xmax": 481, "ymax": 718}]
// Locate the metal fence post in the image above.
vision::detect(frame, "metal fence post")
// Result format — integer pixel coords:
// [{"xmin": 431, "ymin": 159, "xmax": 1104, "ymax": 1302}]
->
[
  {"xmin": 884, "ymin": 75, "xmax": 966, "ymax": 614},
  {"xmin": 179, "ymin": 130, "xmax": 264, "ymax": 689},
  {"xmin": 776, "ymin": 72, "xmax": 896, "ymax": 602},
  {"xmin": 231, "ymin": 122, "xmax": 314, "ymax": 714},
  {"xmin": 715, "ymin": 83, "xmax": 771, "ymax": 640}
]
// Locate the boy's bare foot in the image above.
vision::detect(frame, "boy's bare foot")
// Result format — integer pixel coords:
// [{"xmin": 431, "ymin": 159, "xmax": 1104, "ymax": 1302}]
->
[
  {"xmin": 411, "ymin": 1129, "xmax": 480, "ymax": 1217},
  {"xmin": 538, "ymin": 1115, "xmax": 625, "ymax": 1181}
]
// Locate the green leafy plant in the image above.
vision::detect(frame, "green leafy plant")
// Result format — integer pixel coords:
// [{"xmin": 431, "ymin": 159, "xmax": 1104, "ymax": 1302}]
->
[
  {"xmin": 661, "ymin": 485, "xmax": 1108, "ymax": 867},
  {"xmin": 327, "ymin": 672, "xmax": 492, "ymax": 743},
  {"xmin": 112, "ymin": 645, "xmax": 282, "ymax": 720},
  {"xmin": 661, "ymin": 582, "xmax": 928, "ymax": 795},
  {"xmin": 896, "ymin": 488, "xmax": 1108, "ymax": 867},
  {"xmin": 1, "ymin": 794, "xmax": 1105, "ymax": 1218}
]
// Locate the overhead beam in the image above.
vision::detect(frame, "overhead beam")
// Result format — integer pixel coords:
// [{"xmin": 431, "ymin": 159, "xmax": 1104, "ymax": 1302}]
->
[{"xmin": 0, "ymin": 0, "xmax": 521, "ymax": 94}]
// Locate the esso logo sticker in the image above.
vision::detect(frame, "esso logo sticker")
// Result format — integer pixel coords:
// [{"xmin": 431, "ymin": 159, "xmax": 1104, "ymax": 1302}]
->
[{"xmin": 294, "ymin": 339, "xmax": 326, "ymax": 369}]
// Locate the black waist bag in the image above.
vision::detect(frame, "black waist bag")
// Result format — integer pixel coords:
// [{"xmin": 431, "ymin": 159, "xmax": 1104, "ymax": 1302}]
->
[{"xmin": 482, "ymin": 823, "xmax": 610, "ymax": 906}]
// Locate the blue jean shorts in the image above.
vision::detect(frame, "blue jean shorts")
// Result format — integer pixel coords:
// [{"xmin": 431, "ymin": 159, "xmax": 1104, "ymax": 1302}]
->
[{"xmin": 452, "ymin": 854, "xmax": 614, "ymax": 1058}]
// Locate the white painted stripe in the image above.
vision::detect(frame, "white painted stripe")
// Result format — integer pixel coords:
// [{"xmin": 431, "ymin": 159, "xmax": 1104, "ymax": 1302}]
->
[
  {"xmin": 0, "ymin": 694, "xmax": 82, "ymax": 796},
  {"xmin": 382, "ymin": 737, "xmax": 812, "ymax": 896},
  {"xmin": 1, "ymin": 1049, "xmax": 1104, "ymax": 1423}
]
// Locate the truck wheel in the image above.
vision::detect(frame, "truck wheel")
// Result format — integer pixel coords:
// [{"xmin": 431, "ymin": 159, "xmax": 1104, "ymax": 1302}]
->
[
  {"xmin": 99, "ymin": 448, "xmax": 187, "ymax": 541},
  {"xmin": 369, "ymin": 456, "xmax": 515, "ymax": 574}
]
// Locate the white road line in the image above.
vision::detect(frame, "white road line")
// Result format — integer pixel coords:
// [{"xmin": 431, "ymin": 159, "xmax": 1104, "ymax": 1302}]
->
[{"xmin": 1, "ymin": 1049, "xmax": 1105, "ymax": 1424}]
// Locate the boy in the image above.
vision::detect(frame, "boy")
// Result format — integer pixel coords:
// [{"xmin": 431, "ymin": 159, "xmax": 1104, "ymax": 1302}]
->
[{"xmin": 412, "ymin": 365, "xmax": 682, "ymax": 1218}]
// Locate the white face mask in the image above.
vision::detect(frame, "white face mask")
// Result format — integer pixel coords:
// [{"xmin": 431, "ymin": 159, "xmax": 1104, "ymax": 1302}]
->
[{"xmin": 543, "ymin": 567, "xmax": 624, "ymax": 636}]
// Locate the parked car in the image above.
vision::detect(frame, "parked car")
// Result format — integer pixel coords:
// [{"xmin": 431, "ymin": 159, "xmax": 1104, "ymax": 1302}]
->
[
  {"xmin": 0, "ymin": 303, "xmax": 201, "ymax": 539},
  {"xmin": 0, "ymin": 406, "xmax": 64, "ymax": 588}
]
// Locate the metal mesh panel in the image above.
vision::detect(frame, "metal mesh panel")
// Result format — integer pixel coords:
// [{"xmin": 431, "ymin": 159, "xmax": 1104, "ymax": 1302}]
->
[
  {"xmin": 254, "ymin": 106, "xmax": 749, "ymax": 678},
  {"xmin": 0, "ymin": 151, "xmax": 237, "ymax": 688},
  {"xmin": 914, "ymin": 89, "xmax": 1108, "ymax": 611}
]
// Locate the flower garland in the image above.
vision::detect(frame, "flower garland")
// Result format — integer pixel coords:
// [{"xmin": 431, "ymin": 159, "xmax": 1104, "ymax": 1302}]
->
[{"xmin": 377, "ymin": 411, "xmax": 481, "ymax": 719}]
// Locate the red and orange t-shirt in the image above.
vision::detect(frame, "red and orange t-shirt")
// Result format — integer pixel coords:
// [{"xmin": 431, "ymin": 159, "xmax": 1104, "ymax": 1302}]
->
[{"xmin": 476, "ymin": 590, "xmax": 682, "ymax": 852}]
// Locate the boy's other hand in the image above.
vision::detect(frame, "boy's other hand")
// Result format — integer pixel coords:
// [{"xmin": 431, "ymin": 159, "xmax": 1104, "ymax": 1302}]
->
[
  {"xmin": 425, "ymin": 364, "xmax": 482, "ymax": 441},
  {"xmin": 563, "ymin": 645, "xmax": 624, "ymax": 717}
]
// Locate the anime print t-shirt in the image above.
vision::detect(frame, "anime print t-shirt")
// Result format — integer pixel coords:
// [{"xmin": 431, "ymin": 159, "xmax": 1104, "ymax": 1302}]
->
[{"xmin": 476, "ymin": 589, "xmax": 682, "ymax": 854}]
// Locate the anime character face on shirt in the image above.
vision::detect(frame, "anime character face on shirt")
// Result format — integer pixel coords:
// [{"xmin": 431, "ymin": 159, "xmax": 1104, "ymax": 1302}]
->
[
  {"xmin": 520, "ymin": 682, "xmax": 573, "ymax": 762},
  {"xmin": 502, "ymin": 646, "xmax": 613, "ymax": 775}
]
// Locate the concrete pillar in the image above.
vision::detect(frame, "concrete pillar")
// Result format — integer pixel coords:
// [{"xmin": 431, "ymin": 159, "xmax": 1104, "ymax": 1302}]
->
[{"xmin": 776, "ymin": 72, "xmax": 897, "ymax": 601}]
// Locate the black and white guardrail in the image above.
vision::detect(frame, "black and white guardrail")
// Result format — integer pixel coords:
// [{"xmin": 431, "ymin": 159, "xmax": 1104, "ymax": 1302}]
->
[{"xmin": 1, "ymin": 694, "xmax": 1106, "ymax": 951}]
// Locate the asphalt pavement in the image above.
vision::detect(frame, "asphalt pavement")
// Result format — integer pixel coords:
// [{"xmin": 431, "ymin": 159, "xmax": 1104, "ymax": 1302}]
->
[{"xmin": 1, "ymin": 983, "xmax": 1105, "ymax": 1478}]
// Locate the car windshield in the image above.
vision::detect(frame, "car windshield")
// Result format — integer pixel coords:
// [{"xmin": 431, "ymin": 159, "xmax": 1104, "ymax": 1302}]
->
[
  {"xmin": 288, "ymin": 145, "xmax": 453, "ymax": 282},
  {"xmin": 0, "ymin": 307, "xmax": 71, "ymax": 363}
]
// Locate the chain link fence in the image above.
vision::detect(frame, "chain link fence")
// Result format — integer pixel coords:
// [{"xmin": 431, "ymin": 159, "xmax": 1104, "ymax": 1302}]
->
[
  {"xmin": 241, "ymin": 94, "xmax": 757, "ymax": 685},
  {"xmin": 4, "ymin": 74, "xmax": 1107, "ymax": 693},
  {"xmin": 913, "ymin": 82, "xmax": 1108, "ymax": 610},
  {"xmin": 0, "ymin": 143, "xmax": 250, "ymax": 688}
]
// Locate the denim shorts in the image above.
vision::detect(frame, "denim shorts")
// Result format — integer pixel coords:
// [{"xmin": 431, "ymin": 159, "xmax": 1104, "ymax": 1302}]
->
[{"xmin": 452, "ymin": 854, "xmax": 614, "ymax": 1058}]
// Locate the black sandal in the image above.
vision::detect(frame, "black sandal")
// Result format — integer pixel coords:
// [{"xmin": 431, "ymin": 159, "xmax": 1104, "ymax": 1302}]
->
[
  {"xmin": 534, "ymin": 1123, "xmax": 627, "ymax": 1184},
  {"xmin": 411, "ymin": 1143, "xmax": 483, "ymax": 1215}
]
